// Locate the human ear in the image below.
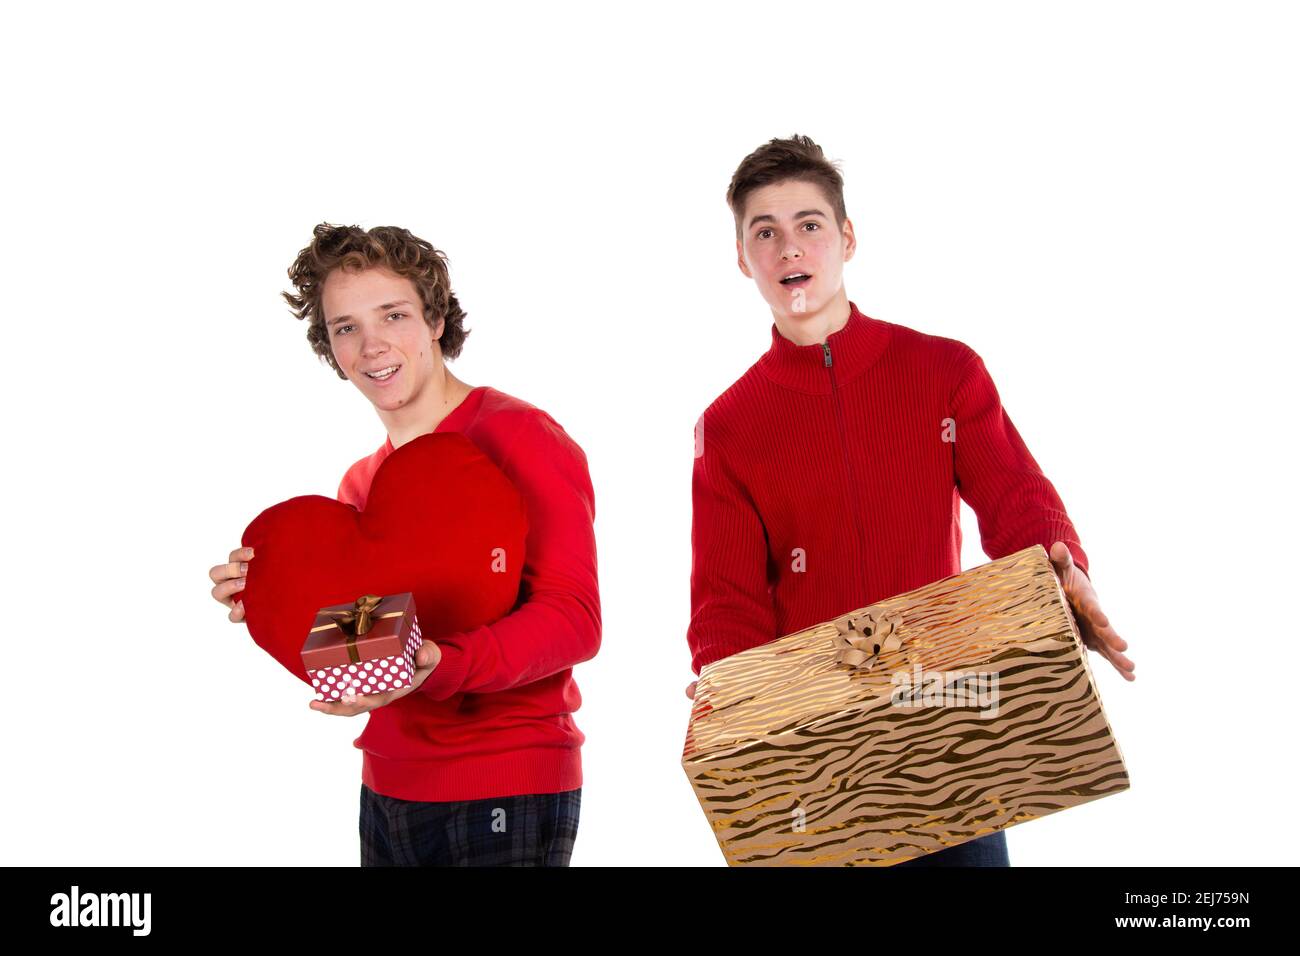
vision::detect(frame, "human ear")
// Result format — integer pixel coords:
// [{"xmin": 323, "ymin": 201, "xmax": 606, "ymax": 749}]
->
[
  {"xmin": 736, "ymin": 237, "xmax": 753, "ymax": 278},
  {"xmin": 842, "ymin": 217, "xmax": 857, "ymax": 263}
]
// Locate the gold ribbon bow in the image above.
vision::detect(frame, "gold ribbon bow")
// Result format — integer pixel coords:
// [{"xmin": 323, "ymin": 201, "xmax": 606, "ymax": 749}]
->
[
  {"xmin": 833, "ymin": 609, "xmax": 904, "ymax": 671},
  {"xmin": 329, "ymin": 594, "xmax": 385, "ymax": 638},
  {"xmin": 308, "ymin": 594, "xmax": 396, "ymax": 665}
]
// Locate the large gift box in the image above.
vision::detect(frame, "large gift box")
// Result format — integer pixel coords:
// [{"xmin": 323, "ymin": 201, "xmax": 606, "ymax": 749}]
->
[
  {"xmin": 302, "ymin": 592, "xmax": 424, "ymax": 701},
  {"xmin": 681, "ymin": 544, "xmax": 1129, "ymax": 866}
]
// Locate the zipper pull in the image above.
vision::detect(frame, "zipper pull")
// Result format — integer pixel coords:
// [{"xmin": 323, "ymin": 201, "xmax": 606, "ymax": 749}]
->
[{"xmin": 822, "ymin": 342, "xmax": 832, "ymax": 367}]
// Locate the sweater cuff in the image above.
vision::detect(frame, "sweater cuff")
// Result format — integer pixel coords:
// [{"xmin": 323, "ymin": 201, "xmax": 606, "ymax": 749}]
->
[{"xmin": 418, "ymin": 643, "xmax": 469, "ymax": 701}]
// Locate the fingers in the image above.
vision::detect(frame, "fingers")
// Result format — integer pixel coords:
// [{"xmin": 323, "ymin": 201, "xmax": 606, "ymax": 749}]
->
[
  {"xmin": 311, "ymin": 695, "xmax": 361, "ymax": 716},
  {"xmin": 209, "ymin": 548, "xmax": 254, "ymax": 585},
  {"xmin": 208, "ymin": 562, "xmax": 235, "ymax": 588},
  {"xmin": 1095, "ymin": 640, "xmax": 1136, "ymax": 681},
  {"xmin": 686, "ymin": 680, "xmax": 697, "ymax": 700},
  {"xmin": 1080, "ymin": 622, "xmax": 1136, "ymax": 681},
  {"xmin": 228, "ymin": 600, "xmax": 245, "ymax": 623},
  {"xmin": 210, "ymin": 547, "xmax": 253, "ymax": 610},
  {"xmin": 1061, "ymin": 561, "xmax": 1128, "ymax": 657},
  {"xmin": 1076, "ymin": 594, "xmax": 1127, "ymax": 653},
  {"xmin": 310, "ymin": 689, "xmax": 389, "ymax": 716},
  {"xmin": 211, "ymin": 575, "xmax": 246, "ymax": 608},
  {"xmin": 310, "ymin": 699, "xmax": 353, "ymax": 716},
  {"xmin": 1092, "ymin": 616, "xmax": 1127, "ymax": 652}
]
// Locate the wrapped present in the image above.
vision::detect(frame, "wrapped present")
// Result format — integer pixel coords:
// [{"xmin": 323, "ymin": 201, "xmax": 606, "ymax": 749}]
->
[
  {"xmin": 681, "ymin": 544, "xmax": 1129, "ymax": 866},
  {"xmin": 302, "ymin": 592, "xmax": 424, "ymax": 701}
]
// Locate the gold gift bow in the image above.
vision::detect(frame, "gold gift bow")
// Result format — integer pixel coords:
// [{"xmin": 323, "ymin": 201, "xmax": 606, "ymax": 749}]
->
[
  {"xmin": 833, "ymin": 609, "xmax": 905, "ymax": 671},
  {"xmin": 308, "ymin": 594, "xmax": 403, "ymax": 665}
]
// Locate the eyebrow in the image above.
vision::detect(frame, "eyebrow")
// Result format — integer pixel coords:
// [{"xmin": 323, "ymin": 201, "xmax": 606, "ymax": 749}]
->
[
  {"xmin": 748, "ymin": 209, "xmax": 828, "ymax": 231},
  {"xmin": 327, "ymin": 300, "xmax": 416, "ymax": 327}
]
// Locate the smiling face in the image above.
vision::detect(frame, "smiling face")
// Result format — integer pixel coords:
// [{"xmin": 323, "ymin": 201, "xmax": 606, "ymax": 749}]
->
[
  {"xmin": 321, "ymin": 264, "xmax": 445, "ymax": 411},
  {"xmin": 736, "ymin": 178, "xmax": 856, "ymax": 326}
]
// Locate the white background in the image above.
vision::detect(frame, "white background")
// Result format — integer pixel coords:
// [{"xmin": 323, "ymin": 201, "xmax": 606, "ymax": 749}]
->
[{"xmin": 3, "ymin": 0, "xmax": 1295, "ymax": 866}]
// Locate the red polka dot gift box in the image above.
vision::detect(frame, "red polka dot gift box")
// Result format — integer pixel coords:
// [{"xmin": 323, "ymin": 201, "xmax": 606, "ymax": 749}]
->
[{"xmin": 303, "ymin": 592, "xmax": 425, "ymax": 701}]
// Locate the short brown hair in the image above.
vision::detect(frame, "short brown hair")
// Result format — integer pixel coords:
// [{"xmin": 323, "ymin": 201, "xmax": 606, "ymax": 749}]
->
[
  {"xmin": 283, "ymin": 223, "xmax": 470, "ymax": 380},
  {"xmin": 726, "ymin": 134, "xmax": 847, "ymax": 242}
]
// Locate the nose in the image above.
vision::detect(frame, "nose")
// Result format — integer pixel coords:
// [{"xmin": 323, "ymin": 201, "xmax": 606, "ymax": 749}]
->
[
  {"xmin": 781, "ymin": 243, "xmax": 803, "ymax": 261},
  {"xmin": 358, "ymin": 327, "xmax": 390, "ymax": 357}
]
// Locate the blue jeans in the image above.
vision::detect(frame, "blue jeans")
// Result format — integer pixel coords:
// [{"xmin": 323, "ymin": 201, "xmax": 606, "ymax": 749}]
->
[{"xmin": 894, "ymin": 830, "xmax": 1010, "ymax": 867}]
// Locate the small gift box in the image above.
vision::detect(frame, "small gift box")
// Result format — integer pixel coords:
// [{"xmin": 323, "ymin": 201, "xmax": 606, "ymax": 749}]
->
[
  {"xmin": 681, "ymin": 544, "xmax": 1129, "ymax": 866},
  {"xmin": 301, "ymin": 593, "xmax": 424, "ymax": 701}
]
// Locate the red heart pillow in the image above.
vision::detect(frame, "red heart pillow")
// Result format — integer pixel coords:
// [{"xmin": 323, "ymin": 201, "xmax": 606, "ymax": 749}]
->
[{"xmin": 238, "ymin": 432, "xmax": 528, "ymax": 687}]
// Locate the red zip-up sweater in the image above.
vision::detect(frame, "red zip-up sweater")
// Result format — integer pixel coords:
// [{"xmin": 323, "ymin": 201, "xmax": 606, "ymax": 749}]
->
[
  {"xmin": 688, "ymin": 301, "xmax": 1089, "ymax": 674},
  {"xmin": 337, "ymin": 385, "xmax": 600, "ymax": 801}
]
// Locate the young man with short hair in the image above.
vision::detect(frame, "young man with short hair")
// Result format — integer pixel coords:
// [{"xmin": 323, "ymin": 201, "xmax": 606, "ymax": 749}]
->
[
  {"xmin": 686, "ymin": 135, "xmax": 1134, "ymax": 867},
  {"xmin": 209, "ymin": 223, "xmax": 599, "ymax": 866}
]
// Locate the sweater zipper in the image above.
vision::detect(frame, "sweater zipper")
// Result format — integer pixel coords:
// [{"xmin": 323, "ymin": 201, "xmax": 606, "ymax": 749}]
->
[{"xmin": 824, "ymin": 341, "xmax": 870, "ymax": 600}]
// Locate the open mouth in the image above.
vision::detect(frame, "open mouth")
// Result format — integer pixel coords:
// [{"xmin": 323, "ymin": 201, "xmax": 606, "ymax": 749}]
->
[
  {"xmin": 780, "ymin": 273, "xmax": 812, "ymax": 287},
  {"xmin": 364, "ymin": 364, "xmax": 401, "ymax": 384}
]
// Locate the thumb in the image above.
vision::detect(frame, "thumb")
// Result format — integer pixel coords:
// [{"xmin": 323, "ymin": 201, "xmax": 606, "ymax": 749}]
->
[
  {"xmin": 416, "ymin": 640, "xmax": 442, "ymax": 669},
  {"xmin": 1048, "ymin": 541, "xmax": 1074, "ymax": 581}
]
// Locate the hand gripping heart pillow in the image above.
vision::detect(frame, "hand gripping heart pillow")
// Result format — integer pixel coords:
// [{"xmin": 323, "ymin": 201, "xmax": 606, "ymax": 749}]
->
[{"xmin": 238, "ymin": 432, "xmax": 528, "ymax": 689}]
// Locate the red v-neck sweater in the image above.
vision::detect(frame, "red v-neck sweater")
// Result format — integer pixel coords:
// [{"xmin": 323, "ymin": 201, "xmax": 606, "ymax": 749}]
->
[
  {"xmin": 336, "ymin": 386, "xmax": 599, "ymax": 801},
  {"xmin": 687, "ymin": 301, "xmax": 1090, "ymax": 675}
]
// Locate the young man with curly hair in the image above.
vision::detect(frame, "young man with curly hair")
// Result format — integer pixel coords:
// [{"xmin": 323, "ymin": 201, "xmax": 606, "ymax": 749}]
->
[
  {"xmin": 685, "ymin": 135, "xmax": 1134, "ymax": 867},
  {"xmin": 208, "ymin": 224, "xmax": 599, "ymax": 866}
]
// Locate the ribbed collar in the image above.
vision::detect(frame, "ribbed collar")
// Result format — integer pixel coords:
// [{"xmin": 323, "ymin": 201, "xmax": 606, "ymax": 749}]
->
[{"xmin": 756, "ymin": 300, "xmax": 892, "ymax": 394}]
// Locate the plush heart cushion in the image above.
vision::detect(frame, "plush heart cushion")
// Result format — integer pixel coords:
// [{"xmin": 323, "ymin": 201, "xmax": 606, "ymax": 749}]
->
[{"xmin": 239, "ymin": 432, "xmax": 528, "ymax": 687}]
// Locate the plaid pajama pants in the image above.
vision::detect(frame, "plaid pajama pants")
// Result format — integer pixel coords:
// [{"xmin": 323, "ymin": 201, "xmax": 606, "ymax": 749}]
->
[{"xmin": 359, "ymin": 783, "xmax": 582, "ymax": 866}]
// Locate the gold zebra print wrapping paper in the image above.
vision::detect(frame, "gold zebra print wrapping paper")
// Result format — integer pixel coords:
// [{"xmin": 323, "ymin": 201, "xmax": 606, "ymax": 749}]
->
[{"xmin": 681, "ymin": 544, "xmax": 1129, "ymax": 866}]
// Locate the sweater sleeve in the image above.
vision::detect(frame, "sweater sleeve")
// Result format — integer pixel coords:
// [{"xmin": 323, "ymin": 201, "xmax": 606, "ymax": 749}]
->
[
  {"xmin": 950, "ymin": 348, "xmax": 1090, "ymax": 577},
  {"xmin": 686, "ymin": 415, "xmax": 778, "ymax": 674},
  {"xmin": 417, "ymin": 412, "xmax": 601, "ymax": 699}
]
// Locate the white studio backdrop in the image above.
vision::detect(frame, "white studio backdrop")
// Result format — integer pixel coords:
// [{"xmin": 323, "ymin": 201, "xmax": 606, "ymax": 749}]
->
[{"xmin": 2, "ymin": 0, "xmax": 1295, "ymax": 866}]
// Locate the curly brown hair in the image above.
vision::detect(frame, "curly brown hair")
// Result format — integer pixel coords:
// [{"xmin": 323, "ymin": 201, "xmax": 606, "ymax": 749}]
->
[
  {"xmin": 283, "ymin": 223, "xmax": 470, "ymax": 380},
  {"xmin": 726, "ymin": 134, "xmax": 847, "ymax": 242}
]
